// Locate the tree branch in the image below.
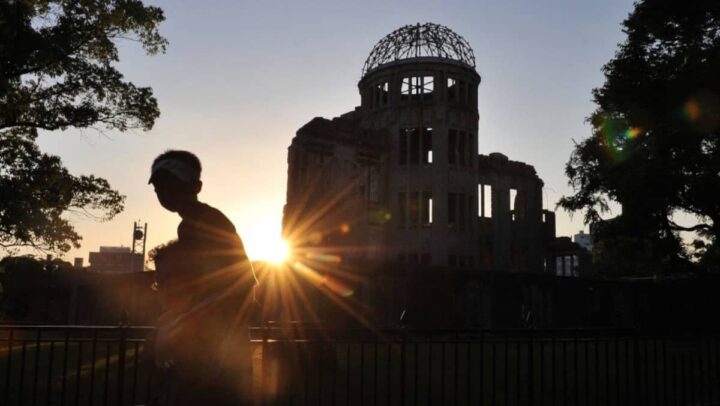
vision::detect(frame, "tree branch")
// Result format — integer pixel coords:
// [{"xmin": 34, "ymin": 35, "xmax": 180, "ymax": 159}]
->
[{"xmin": 668, "ymin": 221, "xmax": 713, "ymax": 233}]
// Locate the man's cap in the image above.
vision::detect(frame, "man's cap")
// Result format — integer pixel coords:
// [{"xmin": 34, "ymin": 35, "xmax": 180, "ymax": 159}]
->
[{"xmin": 148, "ymin": 158, "xmax": 200, "ymax": 184}]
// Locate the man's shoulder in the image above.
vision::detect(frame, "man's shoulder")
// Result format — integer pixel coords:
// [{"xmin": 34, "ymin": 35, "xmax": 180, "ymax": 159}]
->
[
  {"xmin": 194, "ymin": 202, "xmax": 235, "ymax": 231},
  {"xmin": 179, "ymin": 202, "xmax": 239, "ymax": 242}
]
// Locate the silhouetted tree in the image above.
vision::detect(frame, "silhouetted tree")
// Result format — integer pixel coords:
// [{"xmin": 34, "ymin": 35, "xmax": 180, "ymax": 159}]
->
[
  {"xmin": 559, "ymin": 0, "xmax": 720, "ymax": 275},
  {"xmin": 0, "ymin": 0, "xmax": 167, "ymax": 253}
]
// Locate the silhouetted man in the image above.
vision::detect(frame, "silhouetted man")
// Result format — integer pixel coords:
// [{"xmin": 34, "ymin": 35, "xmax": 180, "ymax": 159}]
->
[{"xmin": 148, "ymin": 150, "xmax": 257, "ymax": 405}]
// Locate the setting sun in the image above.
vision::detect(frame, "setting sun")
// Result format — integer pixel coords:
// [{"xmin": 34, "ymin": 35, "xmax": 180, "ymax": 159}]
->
[{"xmin": 242, "ymin": 228, "xmax": 291, "ymax": 264}]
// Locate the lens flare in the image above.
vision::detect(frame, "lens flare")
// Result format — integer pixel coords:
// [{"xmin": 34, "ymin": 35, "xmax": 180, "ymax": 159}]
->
[
  {"xmin": 682, "ymin": 92, "xmax": 720, "ymax": 132},
  {"xmin": 291, "ymin": 261, "xmax": 354, "ymax": 297},
  {"xmin": 305, "ymin": 252, "xmax": 342, "ymax": 264},
  {"xmin": 597, "ymin": 114, "xmax": 643, "ymax": 161},
  {"xmin": 625, "ymin": 127, "xmax": 642, "ymax": 139},
  {"xmin": 685, "ymin": 99, "xmax": 701, "ymax": 122}
]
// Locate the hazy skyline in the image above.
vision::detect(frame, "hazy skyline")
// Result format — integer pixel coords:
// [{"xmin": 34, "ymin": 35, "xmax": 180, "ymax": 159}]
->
[{"xmin": 33, "ymin": 0, "xmax": 636, "ymax": 263}]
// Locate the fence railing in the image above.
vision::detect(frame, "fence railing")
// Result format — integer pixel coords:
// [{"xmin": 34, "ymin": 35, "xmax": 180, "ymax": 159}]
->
[{"xmin": 1, "ymin": 325, "xmax": 719, "ymax": 405}]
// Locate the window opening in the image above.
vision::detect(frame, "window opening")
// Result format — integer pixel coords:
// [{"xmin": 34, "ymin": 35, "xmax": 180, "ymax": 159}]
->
[
  {"xmin": 448, "ymin": 193, "xmax": 457, "ymax": 226},
  {"xmin": 409, "ymin": 128, "xmax": 420, "ymax": 164},
  {"xmin": 458, "ymin": 193, "xmax": 466, "ymax": 230},
  {"xmin": 409, "ymin": 191, "xmax": 419, "ymax": 227},
  {"xmin": 459, "ymin": 81, "xmax": 467, "ymax": 104},
  {"xmin": 422, "ymin": 192, "xmax": 433, "ymax": 225},
  {"xmin": 483, "ymin": 184, "xmax": 492, "ymax": 218},
  {"xmin": 398, "ymin": 130, "xmax": 407, "ymax": 165},
  {"xmin": 402, "ymin": 76, "xmax": 434, "ymax": 100},
  {"xmin": 467, "ymin": 195, "xmax": 473, "ymax": 230},
  {"xmin": 448, "ymin": 129, "xmax": 457, "ymax": 165},
  {"xmin": 447, "ymin": 77, "xmax": 457, "ymax": 101},
  {"xmin": 422, "ymin": 128, "xmax": 433, "ymax": 164},
  {"xmin": 422, "ymin": 76, "xmax": 434, "ymax": 93},
  {"xmin": 510, "ymin": 188, "xmax": 517, "ymax": 221}
]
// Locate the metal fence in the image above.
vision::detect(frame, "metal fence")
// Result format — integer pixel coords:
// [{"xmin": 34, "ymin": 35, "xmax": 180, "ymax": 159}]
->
[{"xmin": 1, "ymin": 325, "xmax": 719, "ymax": 405}]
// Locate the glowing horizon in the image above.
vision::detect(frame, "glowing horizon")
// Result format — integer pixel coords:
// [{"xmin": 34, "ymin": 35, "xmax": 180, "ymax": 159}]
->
[{"xmin": 21, "ymin": 0, "xmax": 640, "ymax": 264}]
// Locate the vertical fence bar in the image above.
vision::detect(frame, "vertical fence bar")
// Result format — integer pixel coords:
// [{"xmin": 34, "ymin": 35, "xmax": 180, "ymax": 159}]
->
[
  {"xmin": 715, "ymin": 335, "xmax": 720, "ymax": 404},
  {"xmin": 426, "ymin": 334, "xmax": 432, "ymax": 405},
  {"xmin": 573, "ymin": 333, "xmax": 579, "ymax": 406},
  {"xmin": 346, "ymin": 343, "xmax": 351, "ymax": 406},
  {"xmin": 117, "ymin": 326, "xmax": 126, "ymax": 406},
  {"xmin": 540, "ymin": 334, "xmax": 545, "ymax": 406},
  {"xmin": 88, "ymin": 329, "xmax": 97, "ymax": 406},
  {"xmin": 703, "ymin": 337, "xmax": 710, "ymax": 406},
  {"xmin": 478, "ymin": 331, "xmax": 484, "ymax": 405},
  {"xmin": 466, "ymin": 340, "xmax": 471, "ymax": 406},
  {"xmin": 681, "ymin": 351, "xmax": 688, "ymax": 406},
  {"xmin": 691, "ymin": 336, "xmax": 696, "ymax": 405},
  {"xmin": 516, "ymin": 337, "xmax": 521, "ymax": 406},
  {"xmin": 61, "ymin": 329, "xmax": 69, "ymax": 406},
  {"xmin": 74, "ymin": 341, "xmax": 82, "ymax": 406},
  {"xmin": 384, "ymin": 342, "xmax": 390, "ymax": 406},
  {"xmin": 624, "ymin": 336, "xmax": 631, "ymax": 406},
  {"xmin": 504, "ymin": 334, "xmax": 509, "ymax": 406},
  {"xmin": 551, "ymin": 332, "xmax": 556, "ymax": 406},
  {"xmin": 644, "ymin": 336, "xmax": 650, "ymax": 406},
  {"xmin": 331, "ymin": 336, "xmax": 338, "ymax": 406},
  {"xmin": 303, "ymin": 340, "xmax": 309, "ymax": 406},
  {"xmin": 584, "ymin": 336, "xmax": 589, "ymax": 406},
  {"xmin": 604, "ymin": 337, "xmax": 610, "ymax": 406},
  {"xmin": 259, "ymin": 325, "xmax": 267, "ymax": 406},
  {"xmin": 131, "ymin": 342, "xmax": 139, "ymax": 406},
  {"xmin": 454, "ymin": 332, "xmax": 459, "ymax": 406},
  {"xmin": 650, "ymin": 339, "xmax": 657, "ymax": 406},
  {"xmin": 359, "ymin": 343, "xmax": 365, "ymax": 406},
  {"xmin": 440, "ymin": 338, "xmax": 445, "ymax": 406},
  {"xmin": 528, "ymin": 329, "xmax": 534, "ymax": 406},
  {"xmin": 491, "ymin": 339, "xmax": 497, "ymax": 406},
  {"xmin": 593, "ymin": 337, "xmax": 599, "ymax": 406},
  {"xmin": 414, "ymin": 340, "xmax": 419, "ymax": 406},
  {"xmin": 103, "ymin": 342, "xmax": 110, "ymax": 406},
  {"xmin": 662, "ymin": 338, "xmax": 669, "ymax": 406},
  {"xmin": 143, "ymin": 362, "xmax": 153, "ymax": 406},
  {"xmin": 562, "ymin": 337, "xmax": 568, "ymax": 406},
  {"xmin": 32, "ymin": 328, "xmax": 41, "ymax": 406},
  {"xmin": 400, "ymin": 333, "xmax": 406, "ymax": 406},
  {"xmin": 19, "ymin": 339, "xmax": 27, "ymax": 405},
  {"xmin": 4, "ymin": 328, "xmax": 14, "ymax": 405},
  {"xmin": 45, "ymin": 340, "xmax": 55, "ymax": 406},
  {"xmin": 372, "ymin": 339, "xmax": 377, "ymax": 406},
  {"xmin": 318, "ymin": 338, "xmax": 324, "ymax": 406}
]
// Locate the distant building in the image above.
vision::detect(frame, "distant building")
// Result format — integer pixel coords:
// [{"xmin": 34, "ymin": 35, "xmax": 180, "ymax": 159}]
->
[
  {"xmin": 282, "ymin": 23, "xmax": 558, "ymax": 272},
  {"xmin": 88, "ymin": 246, "xmax": 144, "ymax": 273},
  {"xmin": 551, "ymin": 237, "xmax": 592, "ymax": 277},
  {"xmin": 573, "ymin": 230, "xmax": 593, "ymax": 252}
]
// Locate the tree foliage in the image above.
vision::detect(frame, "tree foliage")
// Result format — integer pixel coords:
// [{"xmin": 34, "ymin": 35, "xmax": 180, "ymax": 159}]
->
[
  {"xmin": 0, "ymin": 0, "xmax": 167, "ymax": 253},
  {"xmin": 560, "ymin": 0, "xmax": 720, "ymax": 275}
]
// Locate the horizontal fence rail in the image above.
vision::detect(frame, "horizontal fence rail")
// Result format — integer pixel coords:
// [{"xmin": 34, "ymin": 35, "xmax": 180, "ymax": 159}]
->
[{"xmin": 1, "ymin": 325, "xmax": 719, "ymax": 405}]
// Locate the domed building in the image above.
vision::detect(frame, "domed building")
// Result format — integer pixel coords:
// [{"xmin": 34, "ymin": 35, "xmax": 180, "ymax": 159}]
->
[{"xmin": 283, "ymin": 23, "xmax": 557, "ymax": 273}]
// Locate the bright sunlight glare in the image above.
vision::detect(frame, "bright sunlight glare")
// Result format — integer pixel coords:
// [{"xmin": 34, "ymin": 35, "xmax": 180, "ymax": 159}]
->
[{"xmin": 241, "ymin": 226, "xmax": 291, "ymax": 264}]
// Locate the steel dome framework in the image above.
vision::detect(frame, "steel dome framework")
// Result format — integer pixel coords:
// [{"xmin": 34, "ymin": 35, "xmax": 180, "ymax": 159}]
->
[{"xmin": 361, "ymin": 23, "xmax": 476, "ymax": 77}]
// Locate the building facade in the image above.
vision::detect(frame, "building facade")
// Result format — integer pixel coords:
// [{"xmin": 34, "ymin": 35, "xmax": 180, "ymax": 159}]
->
[
  {"xmin": 88, "ymin": 246, "xmax": 144, "ymax": 273},
  {"xmin": 283, "ymin": 23, "xmax": 556, "ymax": 272}
]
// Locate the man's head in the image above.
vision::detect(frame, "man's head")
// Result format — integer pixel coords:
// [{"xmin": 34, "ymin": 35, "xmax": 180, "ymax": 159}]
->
[{"xmin": 149, "ymin": 150, "xmax": 203, "ymax": 213}]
